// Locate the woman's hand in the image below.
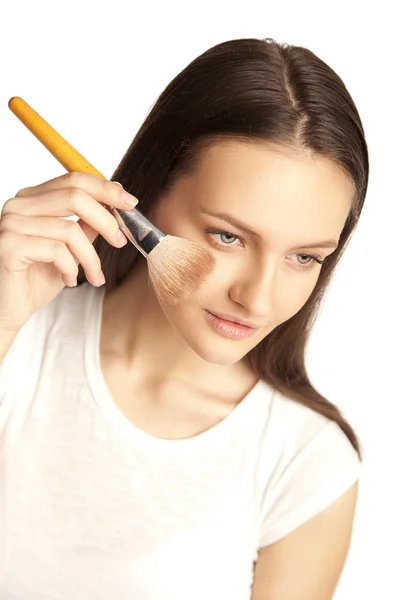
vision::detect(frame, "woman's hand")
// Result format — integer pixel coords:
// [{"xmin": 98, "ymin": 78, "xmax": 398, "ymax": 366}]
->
[{"xmin": 0, "ymin": 172, "xmax": 138, "ymax": 334}]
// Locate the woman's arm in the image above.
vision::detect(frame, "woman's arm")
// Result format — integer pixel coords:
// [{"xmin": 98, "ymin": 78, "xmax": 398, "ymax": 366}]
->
[{"xmin": 251, "ymin": 482, "xmax": 358, "ymax": 600}]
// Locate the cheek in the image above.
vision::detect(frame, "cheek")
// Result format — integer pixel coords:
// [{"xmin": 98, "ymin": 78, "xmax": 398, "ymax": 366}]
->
[
  {"xmin": 156, "ymin": 261, "xmax": 235, "ymax": 327},
  {"xmin": 275, "ymin": 272, "xmax": 320, "ymax": 324},
  {"xmin": 193, "ymin": 255, "xmax": 240, "ymax": 304}
]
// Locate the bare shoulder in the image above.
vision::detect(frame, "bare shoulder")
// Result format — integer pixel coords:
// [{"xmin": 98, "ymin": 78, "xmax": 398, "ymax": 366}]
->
[{"xmin": 251, "ymin": 482, "xmax": 359, "ymax": 600}]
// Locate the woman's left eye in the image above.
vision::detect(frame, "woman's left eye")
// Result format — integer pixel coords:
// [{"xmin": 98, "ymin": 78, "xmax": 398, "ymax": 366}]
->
[
  {"xmin": 290, "ymin": 253, "xmax": 325, "ymax": 271},
  {"xmin": 205, "ymin": 229, "xmax": 243, "ymax": 247}
]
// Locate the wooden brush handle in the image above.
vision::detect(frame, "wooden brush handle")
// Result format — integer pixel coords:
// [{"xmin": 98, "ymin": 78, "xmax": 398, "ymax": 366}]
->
[
  {"xmin": 8, "ymin": 96, "xmax": 106, "ymax": 179},
  {"xmin": 8, "ymin": 96, "xmax": 121, "ymax": 221},
  {"xmin": 8, "ymin": 97, "xmax": 106, "ymax": 180}
]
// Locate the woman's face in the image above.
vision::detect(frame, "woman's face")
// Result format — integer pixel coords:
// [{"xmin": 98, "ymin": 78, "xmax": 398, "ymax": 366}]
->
[{"xmin": 151, "ymin": 140, "xmax": 354, "ymax": 365}]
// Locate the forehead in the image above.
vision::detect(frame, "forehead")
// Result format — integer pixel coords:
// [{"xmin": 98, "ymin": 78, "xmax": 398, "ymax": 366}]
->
[{"xmin": 188, "ymin": 139, "xmax": 355, "ymax": 239}]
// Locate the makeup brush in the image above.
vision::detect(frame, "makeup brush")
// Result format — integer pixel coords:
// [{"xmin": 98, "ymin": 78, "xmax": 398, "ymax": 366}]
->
[{"xmin": 8, "ymin": 96, "xmax": 214, "ymax": 305}]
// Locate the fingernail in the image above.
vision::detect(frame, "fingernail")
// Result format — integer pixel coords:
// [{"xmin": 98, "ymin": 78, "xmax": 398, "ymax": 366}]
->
[
  {"xmin": 121, "ymin": 192, "xmax": 138, "ymax": 207},
  {"xmin": 98, "ymin": 270, "xmax": 106, "ymax": 286}
]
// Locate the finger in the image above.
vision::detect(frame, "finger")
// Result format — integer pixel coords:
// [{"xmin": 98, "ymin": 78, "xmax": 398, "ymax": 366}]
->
[
  {"xmin": 0, "ymin": 231, "xmax": 79, "ymax": 288},
  {"xmin": 77, "ymin": 220, "xmax": 100, "ymax": 245},
  {"xmin": 0, "ymin": 214, "xmax": 114, "ymax": 286},
  {"xmin": 2, "ymin": 188, "xmax": 129, "ymax": 247},
  {"xmin": 15, "ymin": 171, "xmax": 138, "ymax": 210}
]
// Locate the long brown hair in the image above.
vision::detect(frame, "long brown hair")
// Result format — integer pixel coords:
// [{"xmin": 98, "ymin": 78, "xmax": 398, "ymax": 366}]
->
[{"xmin": 83, "ymin": 38, "xmax": 369, "ymax": 456}]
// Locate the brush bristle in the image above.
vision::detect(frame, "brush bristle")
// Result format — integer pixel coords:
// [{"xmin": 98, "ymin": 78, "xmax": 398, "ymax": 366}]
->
[{"xmin": 147, "ymin": 235, "xmax": 215, "ymax": 305}]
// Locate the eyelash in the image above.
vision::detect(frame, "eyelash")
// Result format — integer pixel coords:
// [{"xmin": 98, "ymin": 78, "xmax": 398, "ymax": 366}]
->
[{"xmin": 205, "ymin": 229, "xmax": 326, "ymax": 272}]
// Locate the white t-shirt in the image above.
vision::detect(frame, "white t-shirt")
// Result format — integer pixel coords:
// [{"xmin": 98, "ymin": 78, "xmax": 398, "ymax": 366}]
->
[{"xmin": 0, "ymin": 283, "xmax": 361, "ymax": 600}]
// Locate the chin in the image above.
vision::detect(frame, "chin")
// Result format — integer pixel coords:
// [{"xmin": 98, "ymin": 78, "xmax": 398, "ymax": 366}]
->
[{"xmin": 181, "ymin": 332, "xmax": 253, "ymax": 365}]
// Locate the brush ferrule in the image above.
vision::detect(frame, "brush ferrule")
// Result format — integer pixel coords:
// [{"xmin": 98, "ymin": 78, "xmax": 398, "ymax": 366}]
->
[{"xmin": 112, "ymin": 207, "xmax": 165, "ymax": 257}]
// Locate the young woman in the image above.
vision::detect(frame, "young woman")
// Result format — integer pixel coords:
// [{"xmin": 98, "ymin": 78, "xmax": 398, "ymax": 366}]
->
[{"xmin": 0, "ymin": 38, "xmax": 368, "ymax": 599}]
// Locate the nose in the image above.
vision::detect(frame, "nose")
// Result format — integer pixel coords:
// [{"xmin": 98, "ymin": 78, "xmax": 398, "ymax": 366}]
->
[{"xmin": 229, "ymin": 261, "xmax": 276, "ymax": 319}]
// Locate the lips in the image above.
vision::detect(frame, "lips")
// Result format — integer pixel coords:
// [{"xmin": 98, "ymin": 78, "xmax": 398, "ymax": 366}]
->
[
  {"xmin": 204, "ymin": 310, "xmax": 259, "ymax": 340},
  {"xmin": 210, "ymin": 311, "xmax": 258, "ymax": 328}
]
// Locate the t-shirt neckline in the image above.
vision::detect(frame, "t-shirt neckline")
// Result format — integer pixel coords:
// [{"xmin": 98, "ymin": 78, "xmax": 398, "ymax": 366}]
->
[{"xmin": 84, "ymin": 283, "xmax": 266, "ymax": 451}]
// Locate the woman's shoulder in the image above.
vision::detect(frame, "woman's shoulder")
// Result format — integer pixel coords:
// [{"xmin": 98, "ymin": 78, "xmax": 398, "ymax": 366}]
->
[
  {"xmin": 254, "ymin": 385, "xmax": 361, "ymax": 547},
  {"xmin": 272, "ymin": 387, "xmax": 339, "ymax": 436},
  {"xmin": 32, "ymin": 282, "xmax": 102, "ymax": 332},
  {"xmin": 46, "ymin": 281, "xmax": 101, "ymax": 320},
  {"xmin": 0, "ymin": 284, "xmax": 103, "ymax": 395},
  {"xmin": 253, "ymin": 381, "xmax": 359, "ymax": 463}
]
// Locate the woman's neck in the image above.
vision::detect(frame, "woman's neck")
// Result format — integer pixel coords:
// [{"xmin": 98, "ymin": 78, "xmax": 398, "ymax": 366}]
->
[{"xmin": 100, "ymin": 257, "xmax": 254, "ymax": 394}]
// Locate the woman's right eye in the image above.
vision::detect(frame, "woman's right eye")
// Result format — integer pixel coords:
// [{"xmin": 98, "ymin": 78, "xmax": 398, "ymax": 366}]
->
[{"xmin": 205, "ymin": 229, "xmax": 244, "ymax": 249}]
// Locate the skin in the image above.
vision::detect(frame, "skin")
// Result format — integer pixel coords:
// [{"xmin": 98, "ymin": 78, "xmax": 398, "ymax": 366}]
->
[
  {"xmin": 251, "ymin": 482, "xmax": 359, "ymax": 599},
  {"xmin": 100, "ymin": 139, "xmax": 357, "ymax": 598},
  {"xmin": 0, "ymin": 139, "xmax": 357, "ymax": 598},
  {"xmin": 101, "ymin": 140, "xmax": 354, "ymax": 433}
]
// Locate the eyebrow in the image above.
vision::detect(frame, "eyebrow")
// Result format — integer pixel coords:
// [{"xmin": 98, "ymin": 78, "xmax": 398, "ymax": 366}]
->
[{"xmin": 199, "ymin": 209, "xmax": 339, "ymax": 251}]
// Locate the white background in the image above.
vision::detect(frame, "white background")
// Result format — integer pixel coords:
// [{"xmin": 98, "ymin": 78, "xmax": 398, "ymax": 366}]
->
[{"xmin": 1, "ymin": 1, "xmax": 398, "ymax": 598}]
